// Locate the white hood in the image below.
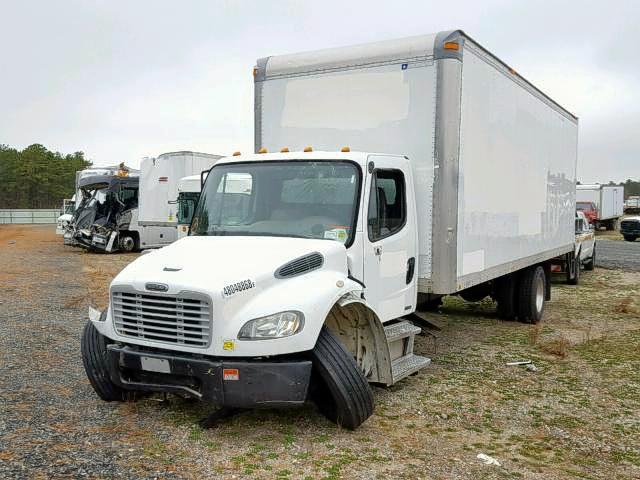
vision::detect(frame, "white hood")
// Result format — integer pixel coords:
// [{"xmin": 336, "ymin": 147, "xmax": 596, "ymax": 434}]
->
[{"xmin": 112, "ymin": 235, "xmax": 348, "ymax": 295}]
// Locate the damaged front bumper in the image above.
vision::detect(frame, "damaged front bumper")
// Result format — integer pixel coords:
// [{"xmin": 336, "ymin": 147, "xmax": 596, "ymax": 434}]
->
[
  {"xmin": 64, "ymin": 228, "xmax": 117, "ymax": 252},
  {"xmin": 107, "ymin": 344, "xmax": 312, "ymax": 408}
]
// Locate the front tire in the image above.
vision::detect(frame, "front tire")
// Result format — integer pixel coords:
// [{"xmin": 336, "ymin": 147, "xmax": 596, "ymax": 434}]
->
[
  {"xmin": 567, "ymin": 253, "xmax": 580, "ymax": 285},
  {"xmin": 118, "ymin": 232, "xmax": 139, "ymax": 253},
  {"xmin": 623, "ymin": 235, "xmax": 637, "ymax": 242},
  {"xmin": 309, "ymin": 327, "xmax": 374, "ymax": 430},
  {"xmin": 517, "ymin": 266, "xmax": 546, "ymax": 324},
  {"xmin": 584, "ymin": 247, "xmax": 595, "ymax": 271},
  {"xmin": 81, "ymin": 321, "xmax": 130, "ymax": 402}
]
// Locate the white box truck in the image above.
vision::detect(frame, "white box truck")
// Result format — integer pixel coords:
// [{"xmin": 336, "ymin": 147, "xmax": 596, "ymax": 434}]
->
[
  {"xmin": 576, "ymin": 184, "xmax": 624, "ymax": 230},
  {"xmin": 81, "ymin": 30, "xmax": 578, "ymax": 429},
  {"xmin": 138, "ymin": 151, "xmax": 222, "ymax": 247}
]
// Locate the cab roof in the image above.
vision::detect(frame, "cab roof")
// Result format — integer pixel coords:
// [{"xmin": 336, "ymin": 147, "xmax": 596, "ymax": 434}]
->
[{"xmin": 215, "ymin": 150, "xmax": 398, "ymax": 168}]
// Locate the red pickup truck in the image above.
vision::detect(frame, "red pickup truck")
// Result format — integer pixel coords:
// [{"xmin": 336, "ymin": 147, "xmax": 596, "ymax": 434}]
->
[{"xmin": 576, "ymin": 201, "xmax": 597, "ymax": 224}]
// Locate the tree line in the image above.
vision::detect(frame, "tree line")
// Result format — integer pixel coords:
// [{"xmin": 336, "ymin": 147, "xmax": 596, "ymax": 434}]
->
[
  {"xmin": 0, "ymin": 144, "xmax": 92, "ymax": 209},
  {"xmin": 607, "ymin": 179, "xmax": 640, "ymax": 198},
  {"xmin": 0, "ymin": 142, "xmax": 637, "ymax": 208}
]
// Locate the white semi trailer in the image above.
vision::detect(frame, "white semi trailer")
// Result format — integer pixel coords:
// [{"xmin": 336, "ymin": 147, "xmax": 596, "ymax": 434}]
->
[
  {"xmin": 138, "ymin": 152, "xmax": 222, "ymax": 247},
  {"xmin": 81, "ymin": 30, "xmax": 578, "ymax": 429},
  {"xmin": 576, "ymin": 184, "xmax": 624, "ymax": 230}
]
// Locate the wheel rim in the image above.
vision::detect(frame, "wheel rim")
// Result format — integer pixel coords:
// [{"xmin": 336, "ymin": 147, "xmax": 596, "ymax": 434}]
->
[
  {"xmin": 121, "ymin": 236, "xmax": 134, "ymax": 251},
  {"xmin": 535, "ymin": 275, "xmax": 544, "ymax": 313}
]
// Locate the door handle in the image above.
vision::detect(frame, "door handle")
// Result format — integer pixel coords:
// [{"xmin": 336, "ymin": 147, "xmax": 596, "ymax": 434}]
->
[
  {"xmin": 374, "ymin": 246, "xmax": 382, "ymax": 256},
  {"xmin": 406, "ymin": 257, "xmax": 416, "ymax": 284}
]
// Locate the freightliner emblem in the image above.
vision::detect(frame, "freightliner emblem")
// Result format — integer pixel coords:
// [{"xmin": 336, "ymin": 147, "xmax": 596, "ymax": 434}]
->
[{"xmin": 145, "ymin": 282, "xmax": 169, "ymax": 292}]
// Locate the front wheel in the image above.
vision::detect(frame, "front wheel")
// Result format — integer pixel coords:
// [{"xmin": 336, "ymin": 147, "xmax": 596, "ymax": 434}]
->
[
  {"xmin": 81, "ymin": 321, "xmax": 131, "ymax": 401},
  {"xmin": 517, "ymin": 266, "xmax": 546, "ymax": 324},
  {"xmin": 584, "ymin": 247, "xmax": 595, "ymax": 271},
  {"xmin": 309, "ymin": 327, "xmax": 374, "ymax": 430},
  {"xmin": 623, "ymin": 235, "xmax": 637, "ymax": 242},
  {"xmin": 118, "ymin": 232, "xmax": 139, "ymax": 253}
]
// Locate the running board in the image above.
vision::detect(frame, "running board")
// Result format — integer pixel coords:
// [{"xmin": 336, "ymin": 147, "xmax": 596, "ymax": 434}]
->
[
  {"xmin": 391, "ymin": 354, "xmax": 431, "ymax": 384},
  {"xmin": 383, "ymin": 320, "xmax": 431, "ymax": 385}
]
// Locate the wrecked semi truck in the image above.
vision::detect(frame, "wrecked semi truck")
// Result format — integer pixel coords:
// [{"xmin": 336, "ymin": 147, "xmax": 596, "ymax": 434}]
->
[
  {"xmin": 81, "ymin": 30, "xmax": 578, "ymax": 429},
  {"xmin": 138, "ymin": 151, "xmax": 222, "ymax": 247},
  {"xmin": 65, "ymin": 166, "xmax": 141, "ymax": 252}
]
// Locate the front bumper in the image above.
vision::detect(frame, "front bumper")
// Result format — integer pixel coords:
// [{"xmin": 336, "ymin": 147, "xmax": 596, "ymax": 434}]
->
[
  {"xmin": 621, "ymin": 224, "xmax": 640, "ymax": 236},
  {"xmin": 107, "ymin": 345, "xmax": 312, "ymax": 408}
]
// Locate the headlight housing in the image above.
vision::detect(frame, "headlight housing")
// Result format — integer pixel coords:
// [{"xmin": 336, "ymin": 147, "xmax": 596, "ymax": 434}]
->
[{"xmin": 238, "ymin": 311, "xmax": 304, "ymax": 340}]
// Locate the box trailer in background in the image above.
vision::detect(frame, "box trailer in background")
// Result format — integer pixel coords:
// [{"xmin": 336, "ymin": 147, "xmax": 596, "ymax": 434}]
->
[
  {"xmin": 576, "ymin": 184, "xmax": 624, "ymax": 230},
  {"xmin": 138, "ymin": 151, "xmax": 222, "ymax": 247},
  {"xmin": 82, "ymin": 30, "xmax": 579, "ymax": 430}
]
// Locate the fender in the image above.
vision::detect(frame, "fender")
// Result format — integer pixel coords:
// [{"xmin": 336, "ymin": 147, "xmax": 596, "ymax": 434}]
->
[{"xmin": 320, "ymin": 279, "xmax": 393, "ymax": 385}]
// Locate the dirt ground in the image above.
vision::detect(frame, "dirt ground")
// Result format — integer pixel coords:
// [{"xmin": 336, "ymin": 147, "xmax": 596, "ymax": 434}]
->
[{"xmin": 1, "ymin": 224, "xmax": 639, "ymax": 479}]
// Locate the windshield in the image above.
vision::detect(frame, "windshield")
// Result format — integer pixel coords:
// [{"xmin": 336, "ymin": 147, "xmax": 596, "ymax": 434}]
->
[
  {"xmin": 577, "ymin": 202, "xmax": 594, "ymax": 210},
  {"xmin": 177, "ymin": 192, "xmax": 200, "ymax": 225},
  {"xmin": 191, "ymin": 161, "xmax": 361, "ymax": 245}
]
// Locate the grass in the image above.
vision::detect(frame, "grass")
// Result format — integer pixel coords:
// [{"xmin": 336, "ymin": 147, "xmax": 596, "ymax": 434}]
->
[{"xmin": 69, "ymin": 241, "xmax": 640, "ymax": 479}]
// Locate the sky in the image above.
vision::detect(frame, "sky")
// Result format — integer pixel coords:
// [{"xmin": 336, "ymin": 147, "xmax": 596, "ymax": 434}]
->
[{"xmin": 1, "ymin": 0, "xmax": 638, "ymax": 183}]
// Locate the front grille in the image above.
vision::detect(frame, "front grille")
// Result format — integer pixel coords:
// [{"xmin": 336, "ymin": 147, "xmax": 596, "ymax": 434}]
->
[
  {"xmin": 621, "ymin": 220, "xmax": 640, "ymax": 230},
  {"xmin": 111, "ymin": 289, "xmax": 211, "ymax": 347},
  {"xmin": 275, "ymin": 252, "xmax": 324, "ymax": 278}
]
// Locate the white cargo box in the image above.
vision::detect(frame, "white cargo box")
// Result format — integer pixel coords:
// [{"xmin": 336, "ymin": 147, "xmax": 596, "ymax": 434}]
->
[
  {"xmin": 576, "ymin": 184, "xmax": 624, "ymax": 220},
  {"xmin": 255, "ymin": 30, "xmax": 578, "ymax": 294},
  {"xmin": 139, "ymin": 152, "xmax": 222, "ymax": 226}
]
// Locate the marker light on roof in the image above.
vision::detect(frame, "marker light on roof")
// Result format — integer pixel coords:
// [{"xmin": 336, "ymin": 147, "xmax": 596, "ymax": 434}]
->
[
  {"xmin": 280, "ymin": 147, "xmax": 290, "ymax": 152},
  {"xmin": 232, "ymin": 151, "xmax": 241, "ymax": 156},
  {"xmin": 258, "ymin": 148, "xmax": 268, "ymax": 154},
  {"xmin": 303, "ymin": 146, "xmax": 313, "ymax": 152},
  {"xmin": 341, "ymin": 146, "xmax": 350, "ymax": 152}
]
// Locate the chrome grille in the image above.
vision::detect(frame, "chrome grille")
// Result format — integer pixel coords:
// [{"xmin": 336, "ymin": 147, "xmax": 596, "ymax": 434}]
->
[{"xmin": 111, "ymin": 289, "xmax": 211, "ymax": 347}]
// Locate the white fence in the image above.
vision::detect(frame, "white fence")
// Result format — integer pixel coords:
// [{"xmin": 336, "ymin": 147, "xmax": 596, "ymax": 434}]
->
[{"xmin": 0, "ymin": 209, "xmax": 60, "ymax": 224}]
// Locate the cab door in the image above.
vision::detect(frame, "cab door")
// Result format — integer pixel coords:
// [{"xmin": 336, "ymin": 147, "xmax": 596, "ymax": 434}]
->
[{"xmin": 362, "ymin": 155, "xmax": 418, "ymax": 322}]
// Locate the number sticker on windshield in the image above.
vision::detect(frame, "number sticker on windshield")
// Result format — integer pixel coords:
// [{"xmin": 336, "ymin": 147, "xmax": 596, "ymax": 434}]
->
[{"xmin": 223, "ymin": 279, "xmax": 256, "ymax": 297}]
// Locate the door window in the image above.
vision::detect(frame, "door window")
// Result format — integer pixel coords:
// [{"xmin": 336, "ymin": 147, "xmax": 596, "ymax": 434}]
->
[{"xmin": 367, "ymin": 169, "xmax": 406, "ymax": 241}]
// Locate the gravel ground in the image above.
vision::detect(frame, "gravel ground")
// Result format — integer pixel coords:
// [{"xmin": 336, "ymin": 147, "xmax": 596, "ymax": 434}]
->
[
  {"xmin": 1, "ymin": 225, "xmax": 639, "ymax": 480},
  {"xmin": 596, "ymin": 238, "xmax": 640, "ymax": 271}
]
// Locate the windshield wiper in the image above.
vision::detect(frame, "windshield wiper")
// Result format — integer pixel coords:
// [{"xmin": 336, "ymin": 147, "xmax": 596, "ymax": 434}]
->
[{"xmin": 203, "ymin": 230, "xmax": 310, "ymax": 239}]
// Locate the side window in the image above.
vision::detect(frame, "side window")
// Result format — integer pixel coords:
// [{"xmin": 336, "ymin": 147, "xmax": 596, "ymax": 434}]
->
[{"xmin": 367, "ymin": 169, "xmax": 406, "ymax": 241}]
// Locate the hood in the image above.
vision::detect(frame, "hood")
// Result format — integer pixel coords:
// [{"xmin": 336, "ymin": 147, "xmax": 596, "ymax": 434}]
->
[
  {"xmin": 111, "ymin": 235, "xmax": 348, "ymax": 296},
  {"xmin": 622, "ymin": 216, "xmax": 640, "ymax": 222}
]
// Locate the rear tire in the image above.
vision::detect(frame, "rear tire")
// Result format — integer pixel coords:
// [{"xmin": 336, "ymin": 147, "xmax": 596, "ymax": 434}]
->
[
  {"xmin": 309, "ymin": 327, "xmax": 374, "ymax": 430},
  {"xmin": 584, "ymin": 247, "xmax": 595, "ymax": 271},
  {"xmin": 623, "ymin": 235, "xmax": 637, "ymax": 242},
  {"xmin": 495, "ymin": 274, "xmax": 518, "ymax": 320},
  {"xmin": 81, "ymin": 321, "xmax": 131, "ymax": 402},
  {"xmin": 517, "ymin": 266, "xmax": 546, "ymax": 324}
]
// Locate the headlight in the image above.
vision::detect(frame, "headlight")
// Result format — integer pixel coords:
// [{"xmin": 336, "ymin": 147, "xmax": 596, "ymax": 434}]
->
[{"xmin": 238, "ymin": 311, "xmax": 304, "ymax": 340}]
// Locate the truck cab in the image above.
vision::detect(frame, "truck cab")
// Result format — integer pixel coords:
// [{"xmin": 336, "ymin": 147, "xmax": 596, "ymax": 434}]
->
[
  {"xmin": 82, "ymin": 150, "xmax": 429, "ymax": 429},
  {"xmin": 55, "ymin": 197, "xmax": 76, "ymax": 235},
  {"xmin": 176, "ymin": 175, "xmax": 202, "ymax": 239},
  {"xmin": 577, "ymin": 201, "xmax": 597, "ymax": 225}
]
